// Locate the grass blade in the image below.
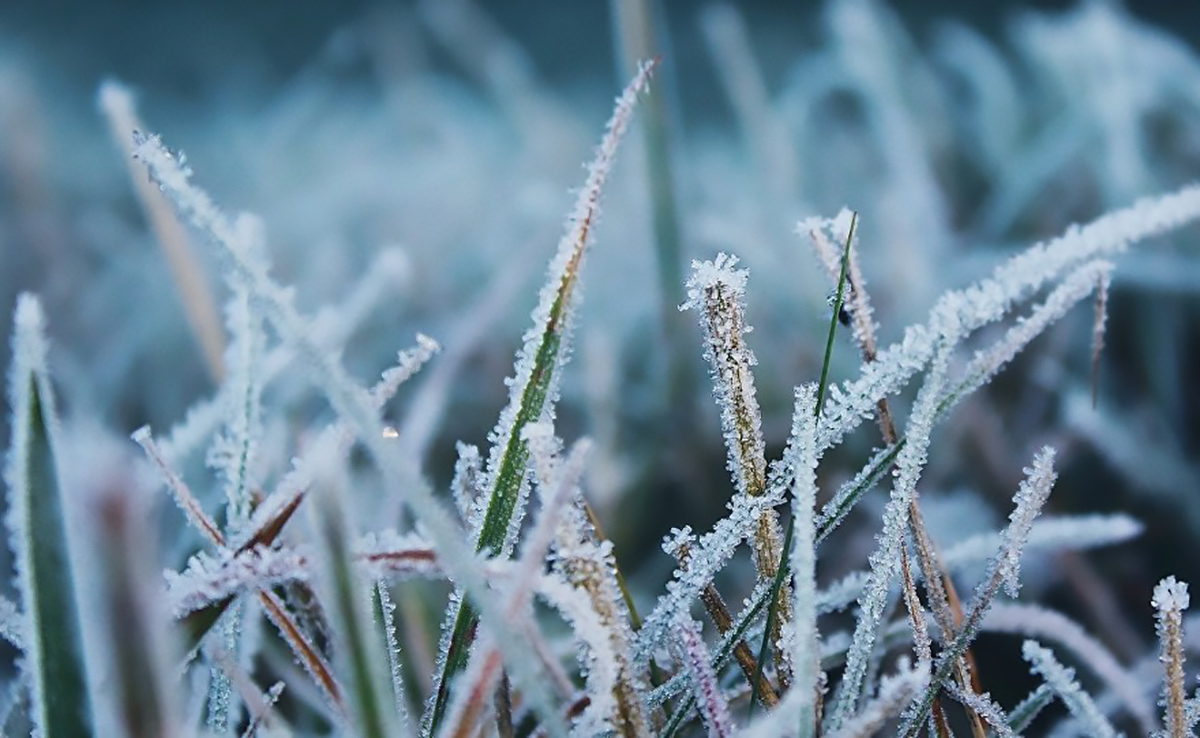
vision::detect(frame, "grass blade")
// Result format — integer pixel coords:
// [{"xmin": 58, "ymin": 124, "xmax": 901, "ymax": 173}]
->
[
  {"xmin": 310, "ymin": 451, "xmax": 397, "ymax": 738},
  {"xmin": 749, "ymin": 212, "xmax": 856, "ymax": 716},
  {"xmin": 4, "ymin": 295, "xmax": 92, "ymax": 737},
  {"xmin": 97, "ymin": 80, "xmax": 227, "ymax": 383},
  {"xmin": 428, "ymin": 60, "xmax": 655, "ymax": 734}
]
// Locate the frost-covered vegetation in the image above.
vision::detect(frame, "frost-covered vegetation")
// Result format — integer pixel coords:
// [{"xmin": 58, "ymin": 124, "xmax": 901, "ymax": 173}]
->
[{"xmin": 2, "ymin": 0, "xmax": 1200, "ymax": 735}]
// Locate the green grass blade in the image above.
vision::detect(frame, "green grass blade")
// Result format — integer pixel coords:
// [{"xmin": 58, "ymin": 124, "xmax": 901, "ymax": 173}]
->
[
  {"xmin": 429, "ymin": 62, "xmax": 655, "ymax": 735},
  {"xmin": 748, "ymin": 211, "xmax": 857, "ymax": 717},
  {"xmin": 312, "ymin": 461, "xmax": 396, "ymax": 738},
  {"xmin": 748, "ymin": 517, "xmax": 795, "ymax": 717},
  {"xmin": 427, "ymin": 277, "xmax": 571, "ymax": 732},
  {"xmin": 815, "ymin": 211, "xmax": 857, "ymax": 418},
  {"xmin": 5, "ymin": 295, "xmax": 92, "ymax": 737}
]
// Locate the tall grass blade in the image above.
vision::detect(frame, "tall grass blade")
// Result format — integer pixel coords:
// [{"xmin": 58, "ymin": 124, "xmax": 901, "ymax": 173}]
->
[
  {"xmin": 310, "ymin": 451, "xmax": 398, "ymax": 738},
  {"xmin": 750, "ymin": 215, "xmax": 855, "ymax": 716},
  {"xmin": 899, "ymin": 448, "xmax": 1059, "ymax": 736},
  {"xmin": 4, "ymin": 295, "xmax": 92, "ymax": 737},
  {"xmin": 375, "ymin": 582, "xmax": 411, "ymax": 733},
  {"xmin": 428, "ymin": 60, "xmax": 655, "ymax": 734},
  {"xmin": 816, "ymin": 211, "xmax": 856, "ymax": 417}
]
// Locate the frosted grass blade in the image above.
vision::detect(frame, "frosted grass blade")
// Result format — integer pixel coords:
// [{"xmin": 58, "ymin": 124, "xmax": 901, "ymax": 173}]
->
[
  {"xmin": 1022, "ymin": 640, "xmax": 1122, "ymax": 738},
  {"xmin": 4, "ymin": 295, "xmax": 92, "ymax": 737},
  {"xmin": 1152, "ymin": 576, "xmax": 1189, "ymax": 738},
  {"xmin": 374, "ymin": 582, "xmax": 411, "ymax": 733},
  {"xmin": 1007, "ymin": 683, "xmax": 1054, "ymax": 733},
  {"xmin": 310, "ymin": 451, "xmax": 398, "ymax": 738},
  {"xmin": 428, "ymin": 60, "xmax": 655, "ymax": 734},
  {"xmin": 983, "ymin": 603, "xmax": 1153, "ymax": 734},
  {"xmin": 899, "ymin": 448, "xmax": 1059, "ymax": 736}
]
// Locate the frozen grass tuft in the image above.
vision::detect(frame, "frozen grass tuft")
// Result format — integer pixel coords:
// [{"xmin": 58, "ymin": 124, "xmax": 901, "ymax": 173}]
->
[{"xmin": 3, "ymin": 4, "xmax": 1200, "ymax": 736}]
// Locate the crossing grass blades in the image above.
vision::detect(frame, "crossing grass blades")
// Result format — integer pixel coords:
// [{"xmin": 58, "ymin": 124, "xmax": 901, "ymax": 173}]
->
[{"xmin": 5, "ymin": 52, "xmax": 1200, "ymax": 738}]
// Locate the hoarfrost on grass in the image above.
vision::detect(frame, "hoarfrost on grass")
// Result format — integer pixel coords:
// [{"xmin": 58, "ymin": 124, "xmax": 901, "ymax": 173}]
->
[{"xmin": 1024, "ymin": 639, "xmax": 1124, "ymax": 738}]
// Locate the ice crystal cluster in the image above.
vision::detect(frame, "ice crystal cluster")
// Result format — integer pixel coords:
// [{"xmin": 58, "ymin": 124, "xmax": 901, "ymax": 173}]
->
[{"xmin": 1, "ymin": 0, "xmax": 1199, "ymax": 736}]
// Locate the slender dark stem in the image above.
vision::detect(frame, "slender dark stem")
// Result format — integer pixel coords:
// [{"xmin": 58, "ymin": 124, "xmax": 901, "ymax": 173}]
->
[
  {"xmin": 748, "ymin": 211, "xmax": 856, "ymax": 718},
  {"xmin": 816, "ymin": 212, "xmax": 857, "ymax": 418}
]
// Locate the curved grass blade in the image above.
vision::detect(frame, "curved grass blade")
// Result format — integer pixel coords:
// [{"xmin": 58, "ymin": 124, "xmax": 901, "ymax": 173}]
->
[
  {"xmin": 4, "ymin": 295, "xmax": 92, "ymax": 737},
  {"xmin": 428, "ymin": 60, "xmax": 655, "ymax": 734}
]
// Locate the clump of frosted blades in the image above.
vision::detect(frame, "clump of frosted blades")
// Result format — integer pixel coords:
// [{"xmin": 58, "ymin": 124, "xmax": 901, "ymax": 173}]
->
[
  {"xmin": 825, "ymin": 662, "xmax": 929, "ymax": 738},
  {"xmin": 167, "ymin": 531, "xmax": 440, "ymax": 618},
  {"xmin": 133, "ymin": 125, "xmax": 565, "ymax": 736},
  {"xmin": 810, "ymin": 258, "xmax": 1113, "ymax": 546},
  {"xmin": 167, "ymin": 547, "xmax": 310, "ymax": 618},
  {"xmin": 231, "ymin": 334, "xmax": 438, "ymax": 553},
  {"xmin": 435, "ymin": 427, "xmax": 591, "ymax": 738},
  {"xmin": 525, "ymin": 424, "xmax": 648, "ymax": 736},
  {"xmin": 633, "ymin": 476, "xmax": 785, "ymax": 665},
  {"xmin": 159, "ymin": 248, "xmax": 411, "ymax": 464},
  {"xmin": 534, "ymin": 574, "xmax": 624, "ymax": 737}
]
